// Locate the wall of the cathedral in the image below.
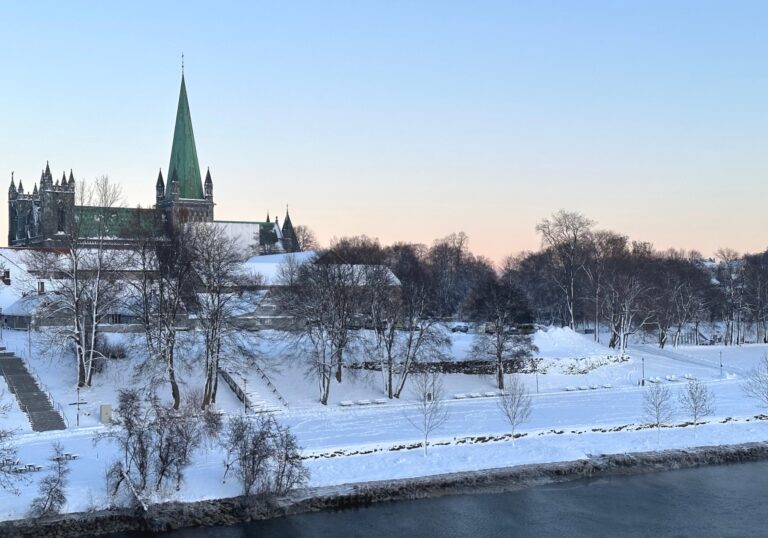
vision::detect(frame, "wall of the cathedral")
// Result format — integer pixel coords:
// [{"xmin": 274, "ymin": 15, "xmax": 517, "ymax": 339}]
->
[{"xmin": 8, "ymin": 172, "xmax": 75, "ymax": 247}]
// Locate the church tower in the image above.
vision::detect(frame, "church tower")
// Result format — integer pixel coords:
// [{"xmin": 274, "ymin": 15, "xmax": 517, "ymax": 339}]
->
[{"xmin": 156, "ymin": 70, "xmax": 214, "ymax": 229}]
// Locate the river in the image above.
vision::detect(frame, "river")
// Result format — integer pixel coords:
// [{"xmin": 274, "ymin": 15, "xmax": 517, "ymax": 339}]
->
[{"xmin": 121, "ymin": 461, "xmax": 768, "ymax": 537}]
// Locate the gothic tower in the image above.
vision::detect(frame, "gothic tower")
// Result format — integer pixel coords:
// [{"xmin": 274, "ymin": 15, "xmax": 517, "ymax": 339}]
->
[{"xmin": 156, "ymin": 72, "xmax": 214, "ymax": 229}]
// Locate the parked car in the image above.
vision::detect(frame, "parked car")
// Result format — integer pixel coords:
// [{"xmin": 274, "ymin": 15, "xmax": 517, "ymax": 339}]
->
[{"xmin": 451, "ymin": 324, "xmax": 469, "ymax": 333}]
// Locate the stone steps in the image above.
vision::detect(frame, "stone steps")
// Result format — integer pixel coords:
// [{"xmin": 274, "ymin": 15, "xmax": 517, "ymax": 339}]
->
[{"xmin": 0, "ymin": 355, "xmax": 66, "ymax": 432}]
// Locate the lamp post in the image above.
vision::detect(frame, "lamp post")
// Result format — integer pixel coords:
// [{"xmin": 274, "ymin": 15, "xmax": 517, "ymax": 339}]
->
[
  {"xmin": 641, "ymin": 357, "xmax": 645, "ymax": 386},
  {"xmin": 68, "ymin": 387, "xmax": 87, "ymax": 427},
  {"xmin": 720, "ymin": 350, "xmax": 723, "ymax": 378}
]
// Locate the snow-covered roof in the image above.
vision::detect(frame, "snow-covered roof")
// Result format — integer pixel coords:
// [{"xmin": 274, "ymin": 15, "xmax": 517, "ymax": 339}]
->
[
  {"xmin": 240, "ymin": 251, "xmax": 400, "ymax": 287},
  {"xmin": 3, "ymin": 294, "xmax": 45, "ymax": 317},
  {"xmin": 240, "ymin": 251, "xmax": 317, "ymax": 286},
  {"xmin": 204, "ymin": 221, "xmax": 286, "ymax": 259}
]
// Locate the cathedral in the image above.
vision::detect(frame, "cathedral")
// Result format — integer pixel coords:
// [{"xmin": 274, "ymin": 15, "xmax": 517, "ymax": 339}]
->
[{"xmin": 8, "ymin": 72, "xmax": 299, "ymax": 254}]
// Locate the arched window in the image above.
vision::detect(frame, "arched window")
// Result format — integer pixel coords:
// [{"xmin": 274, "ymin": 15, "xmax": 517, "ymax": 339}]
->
[{"xmin": 57, "ymin": 204, "xmax": 66, "ymax": 232}]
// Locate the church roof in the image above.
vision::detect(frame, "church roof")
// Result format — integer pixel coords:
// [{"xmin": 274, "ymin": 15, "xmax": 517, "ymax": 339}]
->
[
  {"xmin": 166, "ymin": 74, "xmax": 204, "ymax": 200},
  {"xmin": 76, "ymin": 206, "xmax": 160, "ymax": 238}
]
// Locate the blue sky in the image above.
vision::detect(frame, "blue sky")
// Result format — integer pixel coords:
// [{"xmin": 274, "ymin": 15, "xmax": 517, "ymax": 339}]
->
[{"xmin": 1, "ymin": 1, "xmax": 767, "ymax": 261}]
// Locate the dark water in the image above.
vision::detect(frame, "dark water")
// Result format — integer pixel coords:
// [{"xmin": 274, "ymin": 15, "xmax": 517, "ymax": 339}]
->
[{"xmin": 123, "ymin": 461, "xmax": 768, "ymax": 537}]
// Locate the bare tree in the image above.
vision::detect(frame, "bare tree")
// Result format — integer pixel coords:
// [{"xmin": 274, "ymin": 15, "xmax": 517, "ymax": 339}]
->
[
  {"xmin": 583, "ymin": 231, "xmax": 627, "ymax": 341},
  {"xmin": 679, "ymin": 380, "xmax": 715, "ymax": 437},
  {"xmin": 293, "ymin": 225, "xmax": 319, "ymax": 252},
  {"xmin": 364, "ymin": 264, "xmax": 449, "ymax": 399},
  {"xmin": 188, "ymin": 224, "xmax": 245, "ymax": 408},
  {"xmin": 743, "ymin": 354, "xmax": 768, "ymax": 410},
  {"xmin": 28, "ymin": 443, "xmax": 70, "ymax": 518},
  {"xmin": 497, "ymin": 374, "xmax": 532, "ymax": 444},
  {"xmin": 0, "ymin": 392, "xmax": 20, "ymax": 493},
  {"xmin": 643, "ymin": 383, "xmax": 674, "ymax": 443},
  {"xmin": 535, "ymin": 210, "xmax": 594, "ymax": 329},
  {"xmin": 127, "ymin": 222, "xmax": 193, "ymax": 409},
  {"xmin": 275, "ymin": 259, "xmax": 361, "ymax": 404},
  {"xmin": 221, "ymin": 414, "xmax": 308, "ymax": 497},
  {"xmin": 100, "ymin": 388, "xmax": 221, "ymax": 501},
  {"xmin": 149, "ymin": 393, "xmax": 221, "ymax": 492},
  {"xmin": 405, "ymin": 372, "xmax": 449, "ymax": 455},
  {"xmin": 27, "ymin": 176, "xmax": 125, "ymax": 387},
  {"xmin": 465, "ymin": 275, "xmax": 535, "ymax": 389}
]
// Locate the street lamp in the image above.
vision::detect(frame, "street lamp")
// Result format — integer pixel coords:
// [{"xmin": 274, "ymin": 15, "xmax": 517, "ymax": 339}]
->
[{"xmin": 641, "ymin": 357, "xmax": 645, "ymax": 386}]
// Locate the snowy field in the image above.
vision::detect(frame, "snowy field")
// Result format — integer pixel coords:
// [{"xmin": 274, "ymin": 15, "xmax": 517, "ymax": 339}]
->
[{"xmin": 1, "ymin": 326, "xmax": 768, "ymax": 521}]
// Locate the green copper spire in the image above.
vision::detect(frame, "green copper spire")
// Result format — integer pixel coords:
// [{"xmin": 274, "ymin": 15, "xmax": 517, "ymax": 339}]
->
[{"xmin": 166, "ymin": 73, "xmax": 204, "ymax": 199}]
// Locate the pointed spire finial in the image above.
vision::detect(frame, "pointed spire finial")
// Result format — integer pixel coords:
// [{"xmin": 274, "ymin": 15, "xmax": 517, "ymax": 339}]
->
[{"xmin": 182, "ymin": 52, "xmax": 185, "ymax": 75}]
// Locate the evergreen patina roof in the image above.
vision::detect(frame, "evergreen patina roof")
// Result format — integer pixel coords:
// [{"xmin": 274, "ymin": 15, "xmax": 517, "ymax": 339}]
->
[
  {"xmin": 76, "ymin": 206, "xmax": 160, "ymax": 238},
  {"xmin": 166, "ymin": 74, "xmax": 204, "ymax": 200}
]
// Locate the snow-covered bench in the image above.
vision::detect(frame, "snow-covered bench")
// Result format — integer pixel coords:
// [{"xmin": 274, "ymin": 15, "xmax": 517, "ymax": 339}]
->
[
  {"xmin": 469, "ymin": 392, "xmax": 482, "ymax": 398},
  {"xmin": 339, "ymin": 401, "xmax": 354, "ymax": 407},
  {"xmin": 374, "ymin": 398, "xmax": 387, "ymax": 405},
  {"xmin": 454, "ymin": 393, "xmax": 467, "ymax": 399},
  {"xmin": 356, "ymin": 399, "xmax": 372, "ymax": 406},
  {"xmin": 565, "ymin": 386, "xmax": 577, "ymax": 391},
  {"xmin": 602, "ymin": 384, "xmax": 613, "ymax": 389},
  {"xmin": 578, "ymin": 386, "xmax": 589, "ymax": 391},
  {"xmin": 484, "ymin": 391, "xmax": 497, "ymax": 397}
]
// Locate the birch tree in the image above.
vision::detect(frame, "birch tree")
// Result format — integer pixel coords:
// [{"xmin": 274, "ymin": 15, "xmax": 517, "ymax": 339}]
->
[
  {"xmin": 679, "ymin": 380, "xmax": 715, "ymax": 437},
  {"xmin": 128, "ymin": 219, "xmax": 192, "ymax": 409},
  {"xmin": 188, "ymin": 224, "xmax": 244, "ymax": 409},
  {"xmin": 643, "ymin": 383, "xmax": 674, "ymax": 443},
  {"xmin": 743, "ymin": 355, "xmax": 768, "ymax": 410},
  {"xmin": 498, "ymin": 374, "xmax": 532, "ymax": 443},
  {"xmin": 364, "ymin": 263, "xmax": 449, "ymax": 399},
  {"xmin": 28, "ymin": 176, "xmax": 124, "ymax": 387},
  {"xmin": 275, "ymin": 259, "xmax": 361, "ymax": 404},
  {"xmin": 405, "ymin": 371, "xmax": 449, "ymax": 455}
]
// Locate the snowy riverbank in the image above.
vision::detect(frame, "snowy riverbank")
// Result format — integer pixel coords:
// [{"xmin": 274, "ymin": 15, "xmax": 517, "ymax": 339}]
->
[{"xmin": 3, "ymin": 441, "xmax": 768, "ymax": 537}]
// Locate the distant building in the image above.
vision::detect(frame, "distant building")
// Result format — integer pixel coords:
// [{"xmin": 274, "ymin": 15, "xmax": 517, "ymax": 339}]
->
[{"xmin": 8, "ymin": 71, "xmax": 300, "ymax": 255}]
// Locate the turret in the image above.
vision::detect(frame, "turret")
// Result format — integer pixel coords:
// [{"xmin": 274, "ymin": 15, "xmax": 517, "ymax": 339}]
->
[
  {"xmin": 68, "ymin": 170, "xmax": 75, "ymax": 190},
  {"xmin": 41, "ymin": 161, "xmax": 52, "ymax": 188},
  {"xmin": 32, "ymin": 183, "xmax": 38, "ymax": 196},
  {"xmin": 17, "ymin": 180, "xmax": 24, "ymax": 195},
  {"xmin": 281, "ymin": 206, "xmax": 298, "ymax": 252},
  {"xmin": 8, "ymin": 173, "xmax": 17, "ymax": 200},
  {"xmin": 204, "ymin": 167, "xmax": 213, "ymax": 200},
  {"xmin": 156, "ymin": 169, "xmax": 165, "ymax": 202},
  {"xmin": 170, "ymin": 167, "xmax": 180, "ymax": 201}
]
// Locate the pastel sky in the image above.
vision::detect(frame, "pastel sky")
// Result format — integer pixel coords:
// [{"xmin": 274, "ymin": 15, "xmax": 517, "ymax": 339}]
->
[{"xmin": 1, "ymin": 1, "xmax": 767, "ymax": 263}]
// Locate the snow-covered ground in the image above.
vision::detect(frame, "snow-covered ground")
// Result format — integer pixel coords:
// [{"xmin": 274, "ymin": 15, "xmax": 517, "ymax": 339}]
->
[{"xmin": 1, "ymin": 326, "xmax": 768, "ymax": 521}]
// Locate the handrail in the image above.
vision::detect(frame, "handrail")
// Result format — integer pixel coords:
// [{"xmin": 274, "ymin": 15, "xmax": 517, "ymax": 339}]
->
[{"xmin": 251, "ymin": 362, "xmax": 289, "ymax": 408}]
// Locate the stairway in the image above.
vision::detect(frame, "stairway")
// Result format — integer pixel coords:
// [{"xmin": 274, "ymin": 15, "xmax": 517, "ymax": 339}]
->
[{"xmin": 0, "ymin": 348, "xmax": 66, "ymax": 432}]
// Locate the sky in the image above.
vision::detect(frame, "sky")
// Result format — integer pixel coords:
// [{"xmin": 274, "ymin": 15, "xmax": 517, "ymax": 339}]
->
[{"xmin": 1, "ymin": 1, "xmax": 768, "ymax": 264}]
